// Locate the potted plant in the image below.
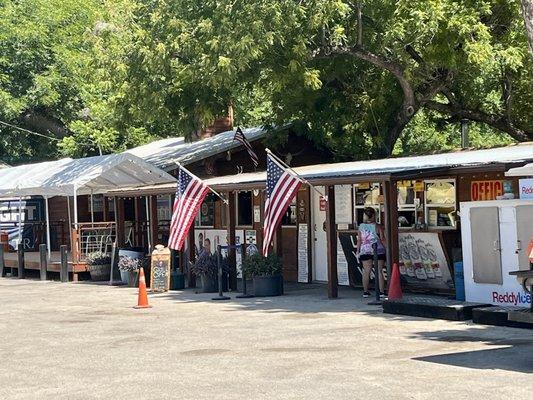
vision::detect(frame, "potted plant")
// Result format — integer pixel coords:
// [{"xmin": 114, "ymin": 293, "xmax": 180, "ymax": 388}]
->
[
  {"xmin": 118, "ymin": 255, "xmax": 147, "ymax": 287},
  {"xmin": 242, "ymin": 253, "xmax": 283, "ymax": 296},
  {"xmin": 86, "ymin": 252, "xmax": 112, "ymax": 281},
  {"xmin": 190, "ymin": 252, "xmax": 229, "ymax": 293}
]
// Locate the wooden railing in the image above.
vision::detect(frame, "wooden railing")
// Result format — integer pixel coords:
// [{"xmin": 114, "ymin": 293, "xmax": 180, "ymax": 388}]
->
[{"xmin": 71, "ymin": 222, "xmax": 116, "ymax": 263}]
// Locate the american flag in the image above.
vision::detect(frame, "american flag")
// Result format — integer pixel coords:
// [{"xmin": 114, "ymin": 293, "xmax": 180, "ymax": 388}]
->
[
  {"xmin": 262, "ymin": 154, "xmax": 302, "ymax": 255},
  {"xmin": 168, "ymin": 167, "xmax": 210, "ymax": 251},
  {"xmin": 233, "ymin": 127, "xmax": 259, "ymax": 168}
]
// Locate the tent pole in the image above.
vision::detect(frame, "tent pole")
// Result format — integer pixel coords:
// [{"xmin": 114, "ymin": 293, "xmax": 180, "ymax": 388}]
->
[
  {"xmin": 90, "ymin": 190, "xmax": 94, "ymax": 226},
  {"xmin": 114, "ymin": 197, "xmax": 118, "ymax": 245},
  {"xmin": 145, "ymin": 196, "xmax": 151, "ymax": 253},
  {"xmin": 73, "ymin": 185, "xmax": 79, "ymax": 229},
  {"xmin": 18, "ymin": 196, "xmax": 23, "ymax": 250},
  {"xmin": 45, "ymin": 197, "xmax": 51, "ymax": 260}
]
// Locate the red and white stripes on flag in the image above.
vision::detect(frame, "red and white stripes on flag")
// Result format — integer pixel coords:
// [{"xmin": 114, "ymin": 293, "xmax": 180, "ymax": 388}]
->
[
  {"xmin": 262, "ymin": 154, "xmax": 302, "ymax": 256},
  {"xmin": 168, "ymin": 167, "xmax": 210, "ymax": 251},
  {"xmin": 233, "ymin": 127, "xmax": 259, "ymax": 168}
]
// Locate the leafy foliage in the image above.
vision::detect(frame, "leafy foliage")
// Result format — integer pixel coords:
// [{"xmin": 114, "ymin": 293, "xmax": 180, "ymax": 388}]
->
[
  {"xmin": 0, "ymin": 0, "xmax": 531, "ymax": 163},
  {"xmin": 86, "ymin": 252, "xmax": 111, "ymax": 266},
  {"xmin": 242, "ymin": 253, "xmax": 283, "ymax": 277}
]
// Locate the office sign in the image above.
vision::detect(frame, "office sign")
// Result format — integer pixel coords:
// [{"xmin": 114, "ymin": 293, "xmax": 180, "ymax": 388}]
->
[{"xmin": 471, "ymin": 180, "xmax": 503, "ymax": 201}]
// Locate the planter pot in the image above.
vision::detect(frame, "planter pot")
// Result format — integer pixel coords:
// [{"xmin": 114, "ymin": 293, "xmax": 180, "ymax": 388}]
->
[
  {"xmin": 200, "ymin": 275, "xmax": 218, "ymax": 293},
  {"xmin": 89, "ymin": 264, "xmax": 111, "ymax": 281},
  {"xmin": 120, "ymin": 270, "xmax": 138, "ymax": 287},
  {"xmin": 253, "ymin": 275, "xmax": 283, "ymax": 297}
]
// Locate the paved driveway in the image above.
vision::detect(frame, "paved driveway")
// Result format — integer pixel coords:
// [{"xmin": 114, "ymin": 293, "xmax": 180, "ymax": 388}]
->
[{"xmin": 0, "ymin": 279, "xmax": 531, "ymax": 399}]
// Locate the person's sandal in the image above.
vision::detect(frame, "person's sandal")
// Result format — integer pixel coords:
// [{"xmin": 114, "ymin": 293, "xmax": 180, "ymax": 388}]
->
[{"xmin": 363, "ymin": 291, "xmax": 371, "ymax": 298}]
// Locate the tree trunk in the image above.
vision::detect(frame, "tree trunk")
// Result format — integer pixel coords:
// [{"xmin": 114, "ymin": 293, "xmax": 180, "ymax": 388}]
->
[{"xmin": 521, "ymin": 0, "xmax": 533, "ymax": 54}]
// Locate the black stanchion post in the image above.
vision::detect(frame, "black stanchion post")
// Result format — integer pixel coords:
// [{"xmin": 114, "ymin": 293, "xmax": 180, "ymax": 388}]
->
[
  {"xmin": 236, "ymin": 243, "xmax": 253, "ymax": 299},
  {"xmin": 60, "ymin": 245, "xmax": 68, "ymax": 283},
  {"xmin": 39, "ymin": 244, "xmax": 47, "ymax": 281},
  {"xmin": 212, "ymin": 245, "xmax": 230, "ymax": 301},
  {"xmin": 17, "ymin": 246, "xmax": 25, "ymax": 279},
  {"xmin": 368, "ymin": 242, "xmax": 382, "ymax": 305},
  {"xmin": 0, "ymin": 246, "xmax": 5, "ymax": 278}
]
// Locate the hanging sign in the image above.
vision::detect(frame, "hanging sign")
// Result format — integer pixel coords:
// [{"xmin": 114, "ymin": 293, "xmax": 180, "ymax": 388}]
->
[
  {"xmin": 319, "ymin": 196, "xmax": 327, "ymax": 211},
  {"xmin": 334, "ymin": 185, "xmax": 352, "ymax": 225},
  {"xmin": 471, "ymin": 180, "xmax": 503, "ymax": 201},
  {"xmin": 150, "ymin": 245, "xmax": 171, "ymax": 292},
  {"xmin": 414, "ymin": 181, "xmax": 424, "ymax": 192}
]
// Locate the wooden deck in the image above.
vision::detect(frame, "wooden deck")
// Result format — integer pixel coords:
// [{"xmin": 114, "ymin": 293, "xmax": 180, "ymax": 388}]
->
[{"xmin": 3, "ymin": 251, "xmax": 89, "ymax": 274}]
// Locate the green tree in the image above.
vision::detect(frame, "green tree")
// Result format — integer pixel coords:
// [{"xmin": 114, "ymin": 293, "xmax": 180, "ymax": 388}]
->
[{"xmin": 121, "ymin": 0, "xmax": 532, "ymax": 158}]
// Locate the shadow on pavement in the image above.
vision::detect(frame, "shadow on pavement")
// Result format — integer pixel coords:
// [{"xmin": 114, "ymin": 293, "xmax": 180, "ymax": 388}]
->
[{"xmin": 410, "ymin": 327, "xmax": 533, "ymax": 373}]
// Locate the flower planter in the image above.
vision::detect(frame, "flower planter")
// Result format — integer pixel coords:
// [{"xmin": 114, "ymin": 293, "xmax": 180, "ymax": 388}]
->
[
  {"xmin": 199, "ymin": 274, "xmax": 229, "ymax": 293},
  {"xmin": 253, "ymin": 275, "xmax": 283, "ymax": 297},
  {"xmin": 89, "ymin": 264, "xmax": 111, "ymax": 281},
  {"xmin": 120, "ymin": 270, "xmax": 138, "ymax": 287},
  {"xmin": 200, "ymin": 275, "xmax": 218, "ymax": 293}
]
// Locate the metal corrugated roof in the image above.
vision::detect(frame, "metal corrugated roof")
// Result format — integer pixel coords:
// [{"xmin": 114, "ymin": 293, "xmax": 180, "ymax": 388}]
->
[
  {"xmin": 203, "ymin": 143, "xmax": 533, "ymax": 188},
  {"xmin": 125, "ymin": 126, "xmax": 266, "ymax": 171}
]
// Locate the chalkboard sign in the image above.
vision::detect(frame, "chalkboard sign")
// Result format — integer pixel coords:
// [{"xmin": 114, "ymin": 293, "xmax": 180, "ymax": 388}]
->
[{"xmin": 150, "ymin": 245, "xmax": 171, "ymax": 292}]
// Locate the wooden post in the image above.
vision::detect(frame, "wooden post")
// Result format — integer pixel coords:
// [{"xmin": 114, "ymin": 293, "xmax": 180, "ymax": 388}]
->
[
  {"xmin": 150, "ymin": 195, "xmax": 159, "ymax": 246},
  {"xmin": 388, "ymin": 180, "xmax": 400, "ymax": 267},
  {"xmin": 103, "ymin": 196, "xmax": 109, "ymax": 222},
  {"xmin": 39, "ymin": 243, "xmax": 47, "ymax": 281},
  {"xmin": 117, "ymin": 198, "xmax": 125, "ymax": 247},
  {"xmin": 325, "ymin": 185, "xmax": 338, "ymax": 299},
  {"xmin": 134, "ymin": 197, "xmax": 142, "ymax": 247},
  {"xmin": 17, "ymin": 246, "xmax": 25, "ymax": 279},
  {"xmin": 383, "ymin": 180, "xmax": 392, "ymax": 290},
  {"xmin": 274, "ymin": 224, "xmax": 284, "ymax": 294},
  {"xmin": 226, "ymin": 191, "xmax": 237, "ymax": 290},
  {"xmin": 187, "ymin": 224, "xmax": 196, "ymax": 288},
  {"xmin": 0, "ymin": 246, "xmax": 5, "ymax": 278},
  {"xmin": 60, "ymin": 245, "xmax": 68, "ymax": 282}
]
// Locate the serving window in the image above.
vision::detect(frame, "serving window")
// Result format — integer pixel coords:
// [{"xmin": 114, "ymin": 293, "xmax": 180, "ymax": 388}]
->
[
  {"xmin": 353, "ymin": 183, "xmax": 382, "ymax": 225},
  {"xmin": 424, "ymin": 179, "xmax": 457, "ymax": 229}
]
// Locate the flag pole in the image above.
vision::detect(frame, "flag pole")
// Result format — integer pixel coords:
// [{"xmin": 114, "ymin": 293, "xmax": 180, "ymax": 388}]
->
[
  {"xmin": 176, "ymin": 162, "xmax": 229, "ymax": 204},
  {"xmin": 265, "ymin": 148, "xmax": 326, "ymax": 198}
]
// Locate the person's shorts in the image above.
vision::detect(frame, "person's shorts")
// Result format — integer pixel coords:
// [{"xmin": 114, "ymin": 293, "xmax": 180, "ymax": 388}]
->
[{"xmin": 359, "ymin": 253, "xmax": 386, "ymax": 262}]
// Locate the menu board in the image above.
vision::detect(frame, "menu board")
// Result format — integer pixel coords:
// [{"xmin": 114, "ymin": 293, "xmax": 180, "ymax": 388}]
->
[
  {"xmin": 336, "ymin": 238, "xmax": 350, "ymax": 286},
  {"xmin": 297, "ymin": 224, "xmax": 309, "ymax": 283},
  {"xmin": 335, "ymin": 185, "xmax": 353, "ymax": 226},
  {"xmin": 150, "ymin": 245, "xmax": 171, "ymax": 292},
  {"xmin": 398, "ymin": 232, "xmax": 454, "ymax": 291}
]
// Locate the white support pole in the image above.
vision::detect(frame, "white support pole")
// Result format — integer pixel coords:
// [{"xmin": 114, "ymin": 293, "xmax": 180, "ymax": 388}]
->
[
  {"xmin": 18, "ymin": 196, "xmax": 23, "ymax": 250},
  {"xmin": 145, "ymin": 196, "xmax": 152, "ymax": 253},
  {"xmin": 90, "ymin": 190, "xmax": 94, "ymax": 225},
  {"xmin": 114, "ymin": 197, "xmax": 118, "ymax": 245},
  {"xmin": 73, "ymin": 185, "xmax": 79, "ymax": 229},
  {"xmin": 45, "ymin": 196, "xmax": 51, "ymax": 260}
]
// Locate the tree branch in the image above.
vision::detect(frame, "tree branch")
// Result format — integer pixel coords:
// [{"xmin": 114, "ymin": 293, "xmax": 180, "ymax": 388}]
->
[
  {"xmin": 321, "ymin": 46, "xmax": 416, "ymax": 115},
  {"xmin": 425, "ymin": 100, "xmax": 531, "ymax": 141}
]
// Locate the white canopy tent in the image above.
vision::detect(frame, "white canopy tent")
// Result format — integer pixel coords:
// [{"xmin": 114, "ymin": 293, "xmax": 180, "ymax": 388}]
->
[
  {"xmin": 505, "ymin": 163, "xmax": 533, "ymax": 177},
  {"xmin": 0, "ymin": 153, "xmax": 176, "ymax": 259}
]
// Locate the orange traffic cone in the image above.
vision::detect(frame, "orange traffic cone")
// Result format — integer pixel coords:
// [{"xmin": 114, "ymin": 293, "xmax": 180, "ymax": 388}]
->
[
  {"xmin": 134, "ymin": 267, "xmax": 152, "ymax": 309},
  {"xmin": 388, "ymin": 263, "xmax": 403, "ymax": 300}
]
